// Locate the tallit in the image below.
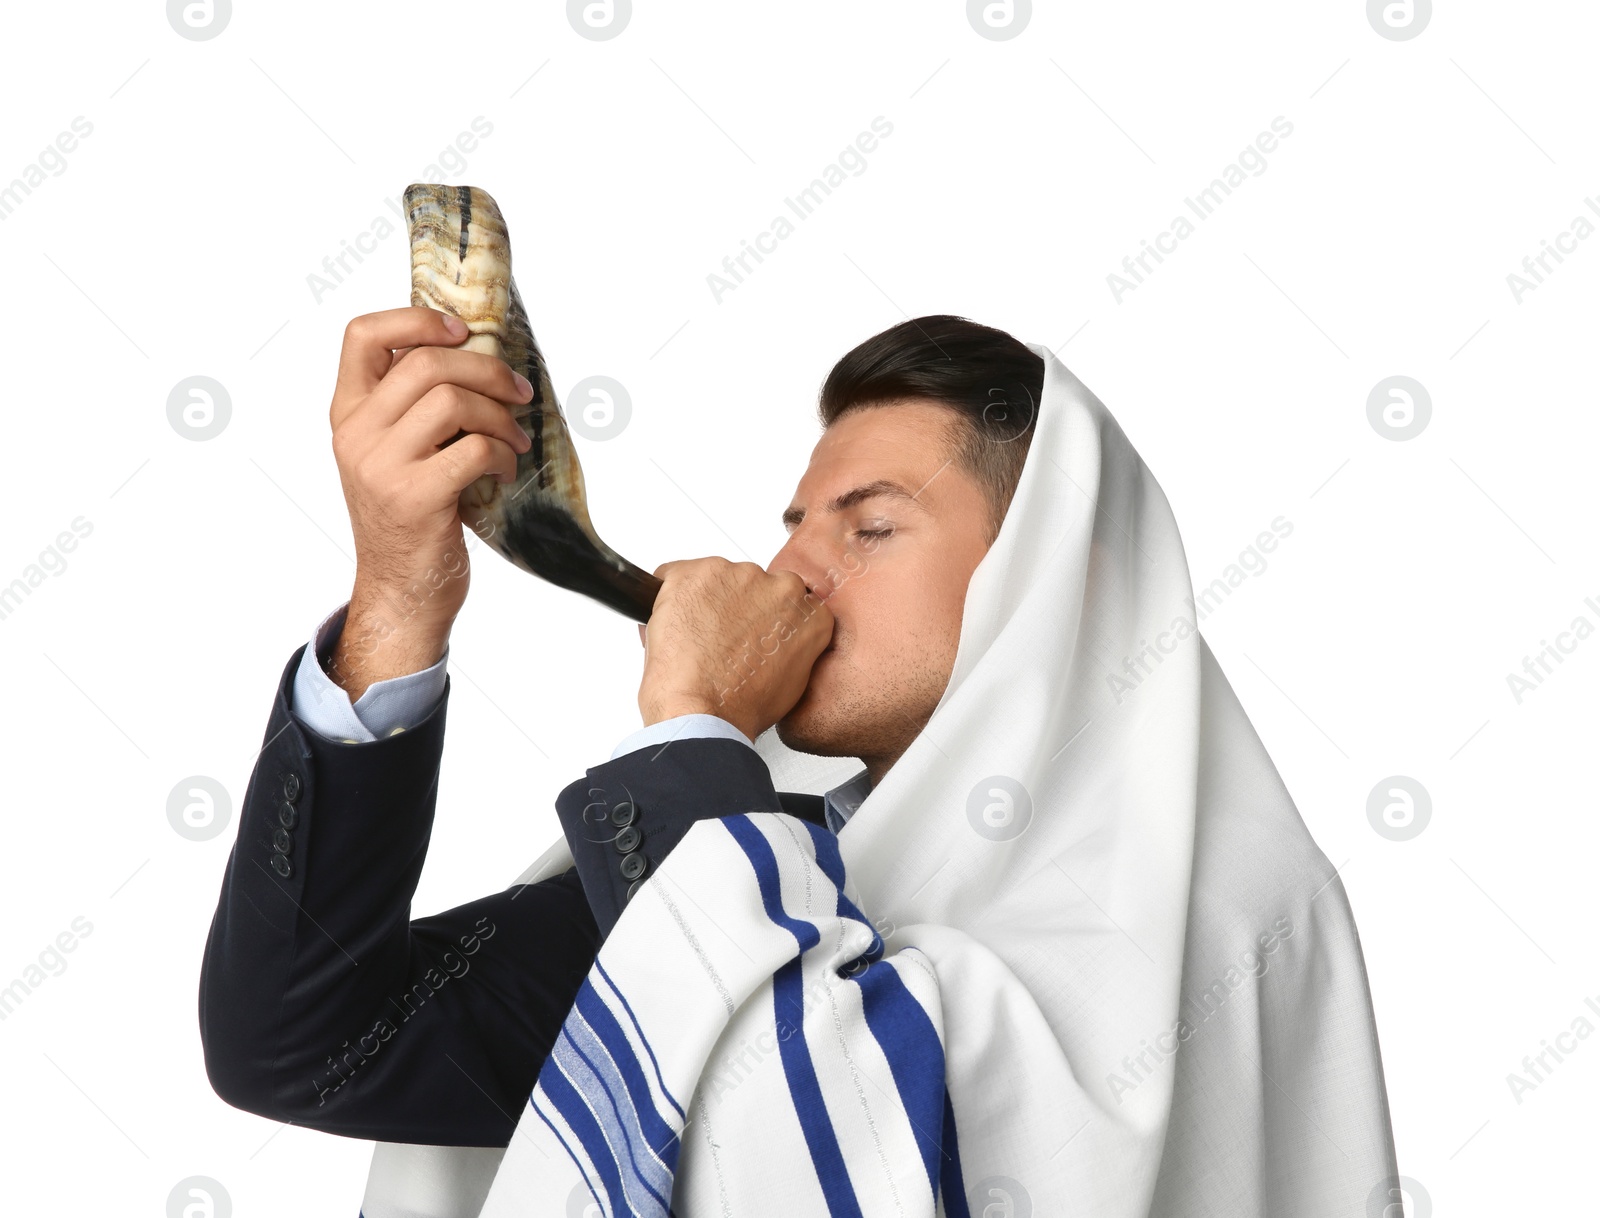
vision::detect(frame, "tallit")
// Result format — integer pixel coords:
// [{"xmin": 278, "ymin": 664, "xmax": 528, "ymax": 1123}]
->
[{"xmin": 360, "ymin": 344, "xmax": 1400, "ymax": 1217}]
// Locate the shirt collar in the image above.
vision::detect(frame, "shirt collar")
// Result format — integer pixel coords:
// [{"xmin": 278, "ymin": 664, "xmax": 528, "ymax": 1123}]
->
[{"xmin": 822, "ymin": 767, "xmax": 873, "ymax": 835}]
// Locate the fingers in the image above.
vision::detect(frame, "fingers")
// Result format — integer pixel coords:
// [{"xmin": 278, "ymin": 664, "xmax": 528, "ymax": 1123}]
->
[
  {"xmin": 361, "ymin": 345, "xmax": 534, "ymax": 433},
  {"xmin": 767, "ymin": 567, "xmax": 810, "ymax": 600},
  {"xmin": 424, "ymin": 432, "xmax": 524, "ymax": 498},
  {"xmin": 334, "ymin": 307, "xmax": 469, "ymax": 421},
  {"xmin": 381, "ymin": 383, "xmax": 534, "ymax": 464}
]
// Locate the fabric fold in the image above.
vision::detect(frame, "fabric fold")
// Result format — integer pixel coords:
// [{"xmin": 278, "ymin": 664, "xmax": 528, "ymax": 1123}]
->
[{"xmin": 477, "ymin": 810, "xmax": 955, "ymax": 1218}]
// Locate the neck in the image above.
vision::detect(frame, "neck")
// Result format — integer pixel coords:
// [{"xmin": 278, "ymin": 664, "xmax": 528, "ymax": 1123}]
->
[{"xmin": 862, "ymin": 756, "xmax": 893, "ymax": 788}]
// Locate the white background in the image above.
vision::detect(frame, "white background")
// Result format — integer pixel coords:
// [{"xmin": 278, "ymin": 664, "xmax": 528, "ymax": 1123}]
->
[{"xmin": 0, "ymin": 1, "xmax": 1594, "ymax": 1213}]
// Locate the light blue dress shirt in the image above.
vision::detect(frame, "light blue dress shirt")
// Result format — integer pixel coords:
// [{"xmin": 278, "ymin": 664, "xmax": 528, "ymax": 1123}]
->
[{"xmin": 290, "ymin": 602, "xmax": 872, "ymax": 834}]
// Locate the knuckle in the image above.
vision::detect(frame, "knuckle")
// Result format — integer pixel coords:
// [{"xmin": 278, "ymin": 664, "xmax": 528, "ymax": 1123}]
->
[
  {"xmin": 415, "ymin": 385, "xmax": 458, "ymax": 422},
  {"xmin": 459, "ymin": 433, "xmax": 495, "ymax": 463},
  {"xmin": 349, "ymin": 454, "xmax": 380, "ymax": 493},
  {"xmin": 407, "ymin": 346, "xmax": 446, "ymax": 380}
]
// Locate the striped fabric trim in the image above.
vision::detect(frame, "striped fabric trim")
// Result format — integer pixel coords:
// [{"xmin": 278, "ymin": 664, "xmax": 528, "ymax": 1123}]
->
[
  {"xmin": 530, "ymin": 962, "xmax": 687, "ymax": 1218},
  {"xmin": 595, "ymin": 958, "xmax": 687, "ymax": 1124},
  {"xmin": 799, "ymin": 818, "xmax": 886, "ymax": 969},
  {"xmin": 852, "ymin": 949, "xmax": 946, "ymax": 1196},
  {"xmin": 720, "ymin": 815, "xmax": 962, "ymax": 1216},
  {"xmin": 525, "ymin": 812, "xmax": 964, "ymax": 1218},
  {"xmin": 800, "ymin": 818, "xmax": 951, "ymax": 1194},
  {"xmin": 940, "ymin": 1086, "xmax": 971, "ymax": 1218},
  {"xmin": 723, "ymin": 815, "xmax": 866, "ymax": 1218}
]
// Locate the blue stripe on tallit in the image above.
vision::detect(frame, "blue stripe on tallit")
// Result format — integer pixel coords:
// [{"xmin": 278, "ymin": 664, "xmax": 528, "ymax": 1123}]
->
[
  {"xmin": 940, "ymin": 1085, "xmax": 971, "ymax": 1217},
  {"xmin": 802, "ymin": 820, "xmax": 884, "ymax": 958},
  {"xmin": 556, "ymin": 995, "xmax": 675, "ymax": 1210},
  {"xmin": 572, "ymin": 979, "xmax": 683, "ymax": 1174},
  {"xmin": 529, "ymin": 906, "xmax": 690, "ymax": 1218},
  {"xmin": 807, "ymin": 815, "xmax": 952, "ymax": 1207},
  {"xmin": 848, "ymin": 950, "xmax": 947, "ymax": 1199},
  {"xmin": 722, "ymin": 815, "xmax": 865, "ymax": 1218},
  {"xmin": 535, "ymin": 1032, "xmax": 633, "ymax": 1215},
  {"xmin": 596, "ymin": 956, "xmax": 686, "ymax": 1122}
]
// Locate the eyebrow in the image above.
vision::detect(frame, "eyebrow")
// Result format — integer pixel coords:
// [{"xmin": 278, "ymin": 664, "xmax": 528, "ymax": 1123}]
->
[{"xmin": 781, "ymin": 478, "xmax": 930, "ymax": 529}]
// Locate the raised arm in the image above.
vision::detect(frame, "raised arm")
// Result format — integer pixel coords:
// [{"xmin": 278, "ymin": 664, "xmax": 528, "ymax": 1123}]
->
[
  {"xmin": 197, "ymin": 642, "xmax": 603, "ymax": 1146},
  {"xmin": 199, "ymin": 306, "xmax": 581, "ymax": 1146}
]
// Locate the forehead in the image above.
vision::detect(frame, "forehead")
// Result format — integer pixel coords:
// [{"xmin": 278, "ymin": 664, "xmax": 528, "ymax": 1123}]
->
[
  {"xmin": 810, "ymin": 399, "xmax": 956, "ymax": 470},
  {"xmin": 782, "ymin": 400, "xmax": 962, "ymax": 524}
]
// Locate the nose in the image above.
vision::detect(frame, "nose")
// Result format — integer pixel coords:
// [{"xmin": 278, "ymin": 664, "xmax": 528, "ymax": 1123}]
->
[{"xmin": 767, "ymin": 531, "xmax": 834, "ymax": 604}]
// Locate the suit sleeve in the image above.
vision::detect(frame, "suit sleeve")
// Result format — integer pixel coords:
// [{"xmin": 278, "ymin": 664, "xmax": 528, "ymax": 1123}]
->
[
  {"xmin": 553, "ymin": 735, "xmax": 788, "ymax": 939},
  {"xmin": 290, "ymin": 600, "xmax": 450, "ymax": 743},
  {"xmin": 197, "ymin": 643, "xmax": 602, "ymax": 1148}
]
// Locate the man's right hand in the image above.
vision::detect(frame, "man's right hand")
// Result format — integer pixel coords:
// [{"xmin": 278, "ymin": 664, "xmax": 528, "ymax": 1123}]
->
[{"xmin": 324, "ymin": 306, "xmax": 535, "ymax": 701}]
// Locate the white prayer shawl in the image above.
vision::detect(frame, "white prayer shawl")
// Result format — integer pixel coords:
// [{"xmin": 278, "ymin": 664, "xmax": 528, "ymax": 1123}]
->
[{"xmin": 360, "ymin": 345, "xmax": 1400, "ymax": 1217}]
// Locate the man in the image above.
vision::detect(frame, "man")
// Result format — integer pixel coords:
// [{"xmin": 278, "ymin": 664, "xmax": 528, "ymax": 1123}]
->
[
  {"xmin": 198, "ymin": 311, "xmax": 1037, "ymax": 1135},
  {"xmin": 200, "ymin": 313, "xmax": 1398, "ymax": 1216}
]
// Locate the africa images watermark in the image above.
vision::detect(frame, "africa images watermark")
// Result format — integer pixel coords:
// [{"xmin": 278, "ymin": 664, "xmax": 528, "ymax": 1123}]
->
[
  {"xmin": 0, "ymin": 116, "xmax": 94, "ymax": 223},
  {"xmin": 1502, "ymin": 592, "xmax": 1600, "ymax": 704},
  {"xmin": 1504, "ymin": 988, "xmax": 1600, "ymax": 1105},
  {"xmin": 0, "ymin": 516, "xmax": 94, "ymax": 625},
  {"xmin": 305, "ymin": 116, "xmax": 495, "ymax": 304},
  {"xmin": 1107, "ymin": 915, "xmax": 1295, "ymax": 1104},
  {"xmin": 696, "ymin": 912, "xmax": 896, "ymax": 1104},
  {"xmin": 310, "ymin": 915, "xmax": 496, "ymax": 1105},
  {"xmin": 0, "ymin": 915, "xmax": 95, "ymax": 1022},
  {"xmin": 1106, "ymin": 116, "xmax": 1295, "ymax": 303},
  {"xmin": 1107, "ymin": 515, "xmax": 1294, "ymax": 705},
  {"xmin": 1504, "ymin": 193, "xmax": 1600, "ymax": 304},
  {"xmin": 706, "ymin": 116, "xmax": 894, "ymax": 303}
]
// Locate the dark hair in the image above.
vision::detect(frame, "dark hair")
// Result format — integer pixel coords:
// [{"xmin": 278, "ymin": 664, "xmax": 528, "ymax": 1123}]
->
[{"xmin": 817, "ymin": 315, "xmax": 1044, "ymax": 544}]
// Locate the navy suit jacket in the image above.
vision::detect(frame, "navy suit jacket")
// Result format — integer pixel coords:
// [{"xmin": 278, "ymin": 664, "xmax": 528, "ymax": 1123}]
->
[{"xmin": 198, "ymin": 644, "xmax": 825, "ymax": 1147}]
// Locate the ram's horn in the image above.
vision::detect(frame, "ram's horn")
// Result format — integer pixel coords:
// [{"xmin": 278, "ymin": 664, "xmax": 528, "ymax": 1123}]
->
[{"xmin": 404, "ymin": 183, "xmax": 660, "ymax": 624}]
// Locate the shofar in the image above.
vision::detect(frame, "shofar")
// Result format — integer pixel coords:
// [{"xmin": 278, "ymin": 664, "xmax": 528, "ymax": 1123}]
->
[{"xmin": 404, "ymin": 182, "xmax": 660, "ymax": 623}]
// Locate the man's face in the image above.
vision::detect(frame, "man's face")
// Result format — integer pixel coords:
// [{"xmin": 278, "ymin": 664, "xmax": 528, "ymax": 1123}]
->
[{"xmin": 767, "ymin": 399, "xmax": 996, "ymax": 780}]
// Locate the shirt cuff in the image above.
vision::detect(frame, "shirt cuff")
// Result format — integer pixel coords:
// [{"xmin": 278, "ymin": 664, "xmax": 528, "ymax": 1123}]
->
[
  {"xmin": 609, "ymin": 713, "xmax": 755, "ymax": 760},
  {"xmin": 289, "ymin": 602, "xmax": 450, "ymax": 743}
]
